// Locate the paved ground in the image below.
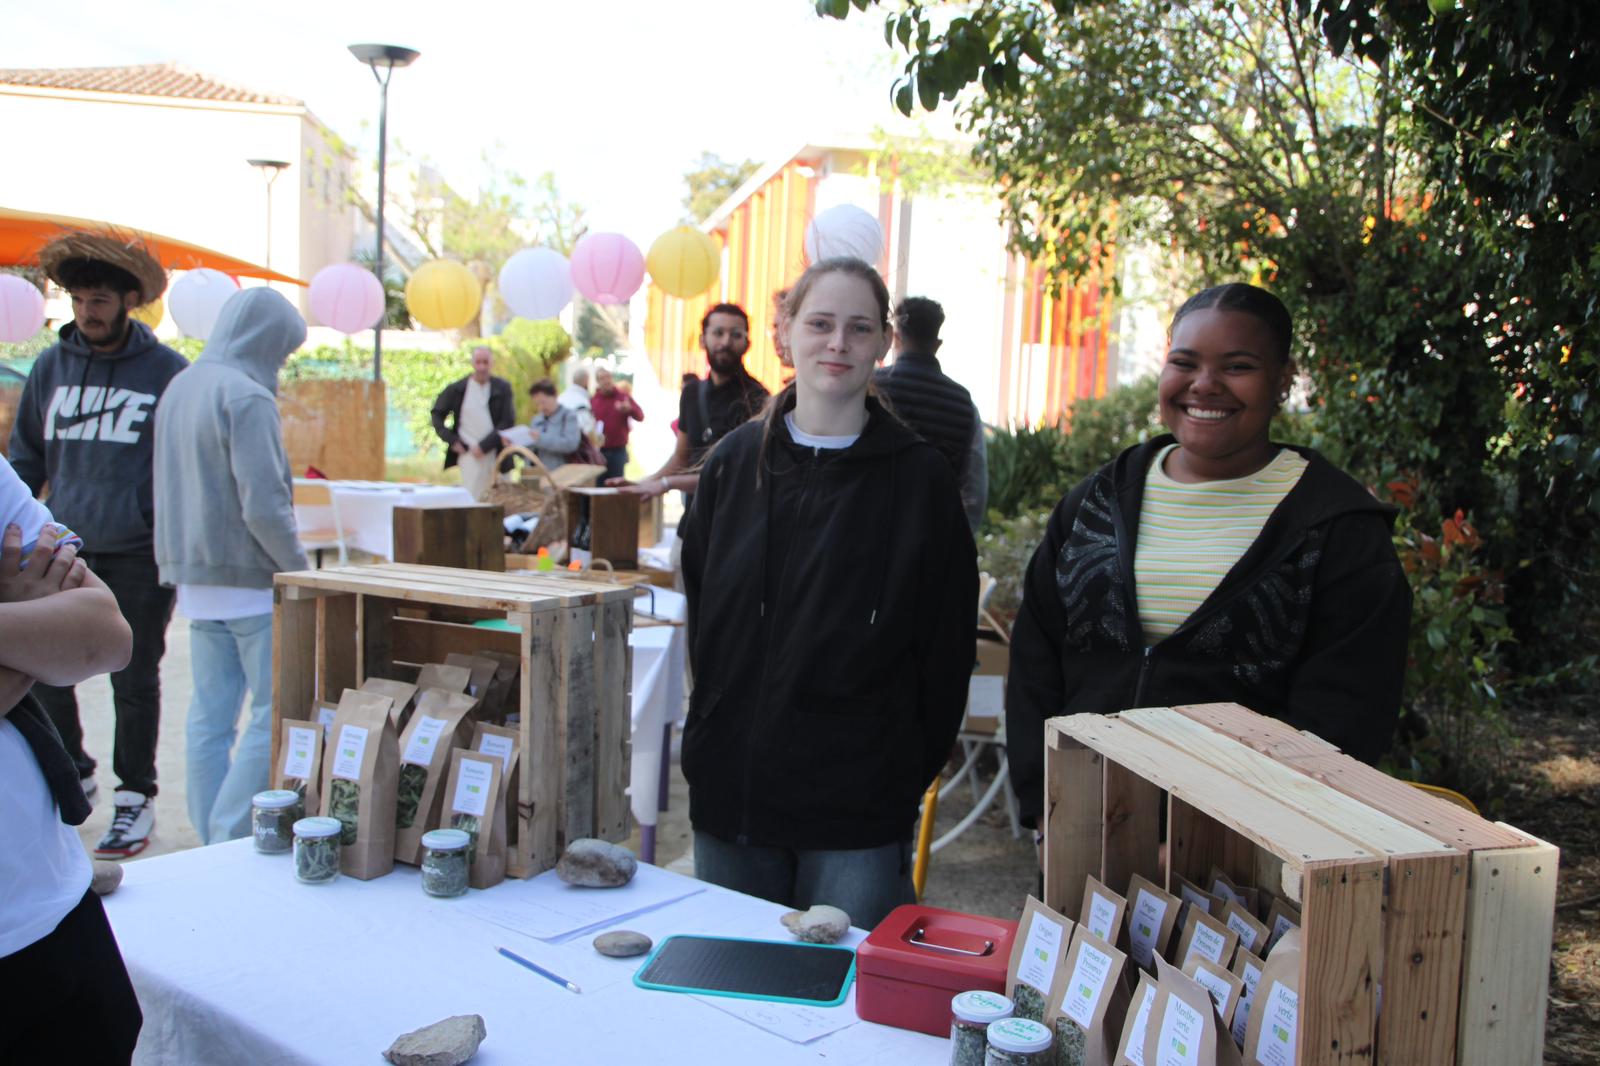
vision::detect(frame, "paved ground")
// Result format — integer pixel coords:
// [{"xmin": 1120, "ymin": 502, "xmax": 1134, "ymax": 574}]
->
[{"xmin": 76, "ymin": 616, "xmax": 1039, "ymax": 922}]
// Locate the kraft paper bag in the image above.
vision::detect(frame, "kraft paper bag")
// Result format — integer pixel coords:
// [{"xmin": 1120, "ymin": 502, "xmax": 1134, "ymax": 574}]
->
[
  {"xmin": 1007, "ymin": 896, "xmax": 1076, "ymax": 1021},
  {"xmin": 393, "ymin": 689, "xmax": 478, "ymax": 864},
  {"xmin": 319, "ymin": 688, "xmax": 398, "ymax": 880},
  {"xmin": 273, "ymin": 718, "xmax": 323, "ymax": 819}
]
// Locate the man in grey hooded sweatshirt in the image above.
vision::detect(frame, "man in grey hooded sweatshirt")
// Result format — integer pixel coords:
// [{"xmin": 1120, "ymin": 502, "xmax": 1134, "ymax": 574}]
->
[{"xmin": 153, "ymin": 287, "xmax": 309, "ymax": 844}]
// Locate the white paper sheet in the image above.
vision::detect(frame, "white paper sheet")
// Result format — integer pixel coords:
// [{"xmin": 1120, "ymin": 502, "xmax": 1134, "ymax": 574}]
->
[
  {"xmin": 694, "ymin": 991, "xmax": 861, "ymax": 1045},
  {"xmin": 457, "ymin": 862, "xmax": 706, "ymax": 943},
  {"xmin": 966, "ymin": 675, "xmax": 1004, "ymax": 718}
]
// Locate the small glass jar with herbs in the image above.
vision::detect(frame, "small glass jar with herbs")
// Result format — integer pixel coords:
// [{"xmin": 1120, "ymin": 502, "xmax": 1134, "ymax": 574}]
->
[
  {"xmin": 251, "ymin": 789, "xmax": 301, "ymax": 854},
  {"xmin": 293, "ymin": 816, "xmax": 342, "ymax": 885},
  {"xmin": 420, "ymin": 828, "xmax": 472, "ymax": 898},
  {"xmin": 950, "ymin": 990, "xmax": 1013, "ymax": 1066},
  {"xmin": 984, "ymin": 1017, "xmax": 1054, "ymax": 1065}
]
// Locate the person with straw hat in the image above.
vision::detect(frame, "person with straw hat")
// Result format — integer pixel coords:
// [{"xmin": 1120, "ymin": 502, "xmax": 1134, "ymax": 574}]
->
[{"xmin": 9, "ymin": 230, "xmax": 187, "ymax": 859}]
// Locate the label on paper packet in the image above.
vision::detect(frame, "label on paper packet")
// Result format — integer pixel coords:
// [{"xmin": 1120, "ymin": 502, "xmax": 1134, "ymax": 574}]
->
[
  {"xmin": 1155, "ymin": 995, "xmax": 1204, "ymax": 1066},
  {"xmin": 1087, "ymin": 891, "xmax": 1120, "ymax": 942},
  {"xmin": 1123, "ymin": 982, "xmax": 1157, "ymax": 1066},
  {"xmin": 316, "ymin": 704, "xmax": 337, "ymax": 739},
  {"xmin": 1129, "ymin": 889, "xmax": 1170, "ymax": 968},
  {"xmin": 282, "ymin": 726, "xmax": 317, "ymax": 780},
  {"xmin": 1253, "ymin": 981, "xmax": 1298, "ymax": 1066},
  {"xmin": 478, "ymin": 733, "xmax": 515, "ymax": 775},
  {"xmin": 1231, "ymin": 956, "xmax": 1264, "ymax": 1047},
  {"xmin": 451, "ymin": 757, "xmax": 494, "ymax": 818},
  {"xmin": 1184, "ymin": 922, "xmax": 1227, "ymax": 967},
  {"xmin": 1062, "ymin": 939, "xmax": 1114, "ymax": 1028},
  {"xmin": 330, "ymin": 724, "xmax": 369, "ymax": 781},
  {"xmin": 401, "ymin": 715, "xmax": 448, "ymax": 767},
  {"xmin": 1016, "ymin": 911, "xmax": 1067, "ymax": 993}
]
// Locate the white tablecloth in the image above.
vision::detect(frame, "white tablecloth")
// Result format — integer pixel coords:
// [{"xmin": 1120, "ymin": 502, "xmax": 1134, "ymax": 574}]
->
[
  {"xmin": 107, "ymin": 840, "xmax": 941, "ymax": 1065},
  {"xmin": 296, "ymin": 481, "xmax": 476, "ymax": 561},
  {"xmin": 629, "ymin": 587, "xmax": 688, "ymax": 833}
]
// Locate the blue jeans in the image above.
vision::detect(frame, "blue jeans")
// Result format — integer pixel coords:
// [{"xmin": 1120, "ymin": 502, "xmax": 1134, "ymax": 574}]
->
[
  {"xmin": 693, "ymin": 833, "xmax": 915, "ymax": 930},
  {"xmin": 186, "ymin": 613, "xmax": 274, "ymax": 844}
]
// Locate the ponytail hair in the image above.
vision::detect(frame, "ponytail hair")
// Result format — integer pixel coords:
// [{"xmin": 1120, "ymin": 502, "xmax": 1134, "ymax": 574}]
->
[{"xmin": 753, "ymin": 257, "xmax": 891, "ymax": 488}]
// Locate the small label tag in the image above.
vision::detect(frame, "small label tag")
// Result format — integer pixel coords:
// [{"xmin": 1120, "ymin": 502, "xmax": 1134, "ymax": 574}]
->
[
  {"xmin": 1155, "ymin": 995, "xmax": 1204, "ymax": 1066},
  {"xmin": 1063, "ymin": 940, "xmax": 1113, "ymax": 1028},
  {"xmin": 451, "ymin": 757, "xmax": 494, "ymax": 817},
  {"xmin": 282, "ymin": 725, "xmax": 316, "ymax": 780},
  {"xmin": 331, "ymin": 725, "xmax": 369, "ymax": 781},
  {"xmin": 1129, "ymin": 889, "xmax": 1169, "ymax": 968},
  {"xmin": 478, "ymin": 734, "xmax": 514, "ymax": 775},
  {"xmin": 401, "ymin": 715, "xmax": 448, "ymax": 767},
  {"xmin": 1254, "ymin": 980, "xmax": 1298, "ymax": 1066}
]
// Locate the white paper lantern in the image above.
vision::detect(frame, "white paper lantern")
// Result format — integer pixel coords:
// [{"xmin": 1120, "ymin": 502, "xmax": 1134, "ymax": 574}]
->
[
  {"xmin": 804, "ymin": 204, "xmax": 884, "ymax": 266},
  {"xmin": 0, "ymin": 274, "xmax": 45, "ymax": 343},
  {"xmin": 168, "ymin": 268, "xmax": 239, "ymax": 340},
  {"xmin": 498, "ymin": 248, "xmax": 573, "ymax": 320}
]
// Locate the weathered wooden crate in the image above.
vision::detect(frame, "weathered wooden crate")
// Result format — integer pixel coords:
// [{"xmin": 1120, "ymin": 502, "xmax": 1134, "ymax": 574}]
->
[
  {"xmin": 271, "ymin": 563, "xmax": 635, "ymax": 878},
  {"xmin": 1044, "ymin": 704, "xmax": 1557, "ymax": 1066}
]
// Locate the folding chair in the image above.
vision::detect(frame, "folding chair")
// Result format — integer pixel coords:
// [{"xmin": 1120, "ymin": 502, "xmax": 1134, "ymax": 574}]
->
[{"xmin": 292, "ymin": 478, "xmax": 349, "ymax": 567}]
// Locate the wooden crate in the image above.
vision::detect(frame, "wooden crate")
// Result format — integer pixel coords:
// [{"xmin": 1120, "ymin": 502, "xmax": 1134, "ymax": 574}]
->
[
  {"xmin": 392, "ymin": 504, "xmax": 505, "ymax": 571},
  {"xmin": 271, "ymin": 563, "xmax": 635, "ymax": 878},
  {"xmin": 1044, "ymin": 705, "xmax": 1557, "ymax": 1066},
  {"xmin": 564, "ymin": 488, "xmax": 641, "ymax": 568}
]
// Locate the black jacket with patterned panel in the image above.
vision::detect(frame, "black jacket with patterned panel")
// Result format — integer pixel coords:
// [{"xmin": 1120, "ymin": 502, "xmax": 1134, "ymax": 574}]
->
[{"xmin": 1005, "ymin": 436, "xmax": 1412, "ymax": 828}]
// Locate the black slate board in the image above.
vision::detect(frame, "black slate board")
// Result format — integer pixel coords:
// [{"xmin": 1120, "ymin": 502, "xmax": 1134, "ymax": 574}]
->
[{"xmin": 632, "ymin": 934, "xmax": 857, "ymax": 1007}]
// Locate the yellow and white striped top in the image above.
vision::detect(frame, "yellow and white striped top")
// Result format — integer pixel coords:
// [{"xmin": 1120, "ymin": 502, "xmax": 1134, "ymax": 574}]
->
[{"xmin": 1134, "ymin": 445, "xmax": 1308, "ymax": 643}]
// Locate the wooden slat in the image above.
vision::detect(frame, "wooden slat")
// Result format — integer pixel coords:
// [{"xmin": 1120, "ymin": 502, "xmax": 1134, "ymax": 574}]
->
[
  {"xmin": 1043, "ymin": 729, "xmax": 1102, "ymax": 921},
  {"xmin": 270, "ymin": 591, "xmax": 318, "ymax": 784},
  {"xmin": 557, "ymin": 604, "xmax": 597, "ymax": 847},
  {"xmin": 1299, "ymin": 857, "xmax": 1384, "ymax": 1065},
  {"xmin": 1168, "ymin": 796, "xmax": 1229, "ymax": 889},
  {"xmin": 1121, "ymin": 709, "xmax": 1454, "ymax": 858},
  {"xmin": 1380, "ymin": 853, "xmax": 1467, "ymax": 1066},
  {"xmin": 282, "ymin": 568, "xmax": 549, "ymax": 612},
  {"xmin": 1171, "ymin": 703, "xmax": 1527, "ymax": 851},
  {"xmin": 316, "ymin": 593, "xmax": 357, "ymax": 702},
  {"xmin": 515, "ymin": 611, "xmax": 561, "ymax": 877},
  {"xmin": 389, "ymin": 616, "xmax": 521, "ymax": 665},
  {"xmin": 594, "ymin": 597, "xmax": 632, "ymax": 843},
  {"xmin": 1456, "ymin": 827, "xmax": 1559, "ymax": 1066},
  {"xmin": 1052, "ymin": 715, "xmax": 1378, "ymax": 901},
  {"xmin": 373, "ymin": 562, "xmax": 636, "ymax": 604},
  {"xmin": 1102, "ymin": 760, "xmax": 1161, "ymax": 895}
]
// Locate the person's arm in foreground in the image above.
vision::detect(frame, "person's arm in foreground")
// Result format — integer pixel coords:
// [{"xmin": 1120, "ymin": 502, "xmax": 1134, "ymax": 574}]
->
[
  {"xmin": 0, "ymin": 525, "xmax": 131, "ymax": 713},
  {"xmin": 609, "ymin": 429, "xmax": 699, "ymax": 498}
]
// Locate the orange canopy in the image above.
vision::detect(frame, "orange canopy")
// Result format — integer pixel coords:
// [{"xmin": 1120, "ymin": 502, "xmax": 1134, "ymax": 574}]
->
[{"xmin": 0, "ymin": 205, "xmax": 305, "ymax": 286}]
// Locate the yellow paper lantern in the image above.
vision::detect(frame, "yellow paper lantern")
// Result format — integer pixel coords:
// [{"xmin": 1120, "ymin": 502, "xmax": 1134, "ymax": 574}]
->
[
  {"xmin": 405, "ymin": 259, "xmax": 482, "ymax": 331},
  {"xmin": 130, "ymin": 296, "xmax": 165, "ymax": 329},
  {"xmin": 647, "ymin": 227, "xmax": 720, "ymax": 299}
]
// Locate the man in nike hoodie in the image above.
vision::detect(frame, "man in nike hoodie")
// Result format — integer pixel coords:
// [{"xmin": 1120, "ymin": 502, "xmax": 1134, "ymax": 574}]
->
[
  {"xmin": 154, "ymin": 288, "xmax": 308, "ymax": 844},
  {"xmin": 10, "ymin": 256, "xmax": 188, "ymax": 858}
]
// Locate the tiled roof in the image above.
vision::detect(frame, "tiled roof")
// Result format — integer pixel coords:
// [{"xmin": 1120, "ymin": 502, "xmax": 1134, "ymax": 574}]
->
[{"xmin": 0, "ymin": 63, "xmax": 301, "ymax": 106}]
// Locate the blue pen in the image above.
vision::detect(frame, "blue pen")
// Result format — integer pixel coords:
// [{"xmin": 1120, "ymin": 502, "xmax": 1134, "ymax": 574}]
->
[{"xmin": 496, "ymin": 945, "xmax": 582, "ymax": 994}]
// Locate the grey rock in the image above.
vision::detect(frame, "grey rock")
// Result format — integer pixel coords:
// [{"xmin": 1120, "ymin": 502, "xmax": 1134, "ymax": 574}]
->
[
  {"xmin": 781, "ymin": 904, "xmax": 851, "ymax": 944},
  {"xmin": 593, "ymin": 930, "xmax": 653, "ymax": 958},
  {"xmin": 90, "ymin": 860, "xmax": 123, "ymax": 896},
  {"xmin": 382, "ymin": 1014, "xmax": 486, "ymax": 1066},
  {"xmin": 556, "ymin": 838, "xmax": 637, "ymax": 888}
]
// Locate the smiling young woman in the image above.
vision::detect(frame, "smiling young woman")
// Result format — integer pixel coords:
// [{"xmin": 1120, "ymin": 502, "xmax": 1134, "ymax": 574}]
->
[
  {"xmin": 1004, "ymin": 282, "xmax": 1413, "ymax": 837},
  {"xmin": 678, "ymin": 257, "xmax": 978, "ymax": 928}
]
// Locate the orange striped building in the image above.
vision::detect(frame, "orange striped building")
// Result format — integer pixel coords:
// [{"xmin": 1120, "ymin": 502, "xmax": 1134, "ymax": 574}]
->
[{"xmin": 642, "ymin": 142, "xmax": 1121, "ymax": 427}]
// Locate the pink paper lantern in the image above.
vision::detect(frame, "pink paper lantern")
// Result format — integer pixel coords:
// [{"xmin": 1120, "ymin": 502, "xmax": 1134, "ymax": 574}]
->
[
  {"xmin": 309, "ymin": 263, "xmax": 387, "ymax": 334},
  {"xmin": 570, "ymin": 232, "xmax": 645, "ymax": 305},
  {"xmin": 0, "ymin": 274, "xmax": 45, "ymax": 343}
]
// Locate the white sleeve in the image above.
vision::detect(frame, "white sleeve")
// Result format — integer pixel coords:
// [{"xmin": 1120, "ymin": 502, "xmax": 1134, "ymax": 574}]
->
[{"xmin": 0, "ymin": 459, "xmax": 53, "ymax": 551}]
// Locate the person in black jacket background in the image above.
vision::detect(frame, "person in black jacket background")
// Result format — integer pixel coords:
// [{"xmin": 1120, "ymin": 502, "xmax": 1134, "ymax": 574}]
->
[
  {"xmin": 681, "ymin": 257, "xmax": 977, "ymax": 928},
  {"xmin": 429, "ymin": 346, "xmax": 516, "ymax": 499},
  {"xmin": 1006, "ymin": 283, "xmax": 1411, "ymax": 833}
]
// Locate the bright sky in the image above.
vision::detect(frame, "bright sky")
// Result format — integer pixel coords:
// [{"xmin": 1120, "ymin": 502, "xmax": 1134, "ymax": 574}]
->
[{"xmin": 4, "ymin": 0, "xmax": 912, "ymax": 242}]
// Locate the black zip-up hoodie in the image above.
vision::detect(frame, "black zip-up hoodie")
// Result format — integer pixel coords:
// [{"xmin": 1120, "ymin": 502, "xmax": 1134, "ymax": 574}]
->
[
  {"xmin": 680, "ymin": 395, "xmax": 978, "ymax": 850},
  {"xmin": 1006, "ymin": 436, "xmax": 1411, "ymax": 827},
  {"xmin": 9, "ymin": 319, "xmax": 188, "ymax": 556}
]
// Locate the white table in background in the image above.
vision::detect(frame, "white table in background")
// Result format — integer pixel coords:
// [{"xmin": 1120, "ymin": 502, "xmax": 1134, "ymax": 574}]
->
[
  {"xmin": 106, "ymin": 840, "xmax": 940, "ymax": 1065},
  {"xmin": 294, "ymin": 481, "xmax": 476, "ymax": 562}
]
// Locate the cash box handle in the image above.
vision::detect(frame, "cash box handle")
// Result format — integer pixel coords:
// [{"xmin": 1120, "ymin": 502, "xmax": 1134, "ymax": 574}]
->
[{"xmin": 909, "ymin": 927, "xmax": 995, "ymax": 957}]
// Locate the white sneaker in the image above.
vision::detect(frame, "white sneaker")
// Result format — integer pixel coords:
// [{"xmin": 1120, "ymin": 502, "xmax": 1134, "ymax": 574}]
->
[{"xmin": 95, "ymin": 791, "xmax": 154, "ymax": 859}]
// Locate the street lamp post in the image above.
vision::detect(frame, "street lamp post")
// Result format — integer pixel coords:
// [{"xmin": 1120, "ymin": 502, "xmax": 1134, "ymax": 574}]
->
[
  {"xmin": 245, "ymin": 159, "xmax": 290, "ymax": 272},
  {"xmin": 348, "ymin": 43, "xmax": 419, "ymax": 383}
]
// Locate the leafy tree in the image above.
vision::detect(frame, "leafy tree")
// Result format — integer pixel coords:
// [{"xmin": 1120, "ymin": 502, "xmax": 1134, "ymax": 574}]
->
[{"xmin": 681, "ymin": 152, "xmax": 760, "ymax": 224}]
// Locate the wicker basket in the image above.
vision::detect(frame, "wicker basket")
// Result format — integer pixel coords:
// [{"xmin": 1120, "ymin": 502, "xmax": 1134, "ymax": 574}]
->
[{"xmin": 485, "ymin": 445, "xmax": 566, "ymax": 555}]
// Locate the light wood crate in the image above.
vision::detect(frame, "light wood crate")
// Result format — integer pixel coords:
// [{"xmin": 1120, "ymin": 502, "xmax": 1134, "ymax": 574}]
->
[
  {"xmin": 271, "ymin": 563, "xmax": 636, "ymax": 878},
  {"xmin": 1044, "ymin": 704, "xmax": 1557, "ymax": 1066}
]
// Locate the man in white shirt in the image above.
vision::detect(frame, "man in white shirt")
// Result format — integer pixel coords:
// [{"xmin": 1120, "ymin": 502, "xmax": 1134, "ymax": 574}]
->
[{"xmin": 430, "ymin": 346, "xmax": 517, "ymax": 500}]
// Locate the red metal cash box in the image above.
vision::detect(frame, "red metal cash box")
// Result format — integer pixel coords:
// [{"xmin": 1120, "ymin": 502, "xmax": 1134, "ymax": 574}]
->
[{"xmin": 854, "ymin": 904, "xmax": 1019, "ymax": 1036}]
